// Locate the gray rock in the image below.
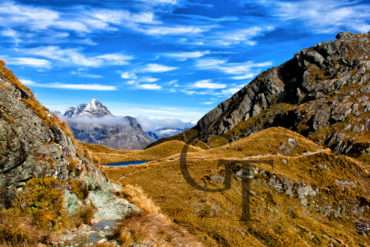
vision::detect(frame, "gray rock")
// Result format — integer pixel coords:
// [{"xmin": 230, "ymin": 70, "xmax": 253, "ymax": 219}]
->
[
  {"xmin": 0, "ymin": 75, "xmax": 132, "ymax": 225},
  {"xmin": 192, "ymin": 32, "xmax": 370, "ymax": 158}
]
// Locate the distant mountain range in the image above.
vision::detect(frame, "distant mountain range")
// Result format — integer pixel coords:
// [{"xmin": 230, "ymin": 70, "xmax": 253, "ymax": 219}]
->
[
  {"xmin": 63, "ymin": 99, "xmax": 193, "ymax": 150},
  {"xmin": 146, "ymin": 128, "xmax": 189, "ymax": 141}
]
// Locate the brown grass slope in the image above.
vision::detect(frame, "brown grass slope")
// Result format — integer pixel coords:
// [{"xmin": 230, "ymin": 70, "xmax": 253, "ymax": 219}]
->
[
  {"xmin": 101, "ymin": 127, "xmax": 369, "ymax": 247},
  {"xmin": 82, "ymin": 139, "xmax": 203, "ymax": 165}
]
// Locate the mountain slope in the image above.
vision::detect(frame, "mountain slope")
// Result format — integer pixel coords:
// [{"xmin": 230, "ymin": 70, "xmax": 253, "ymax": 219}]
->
[
  {"xmin": 0, "ymin": 61, "xmax": 134, "ymax": 245},
  {"xmin": 64, "ymin": 99, "xmax": 152, "ymax": 150},
  {"xmin": 196, "ymin": 32, "xmax": 369, "ymax": 160},
  {"xmin": 102, "ymin": 127, "xmax": 370, "ymax": 246},
  {"xmin": 153, "ymin": 32, "xmax": 369, "ymax": 161}
]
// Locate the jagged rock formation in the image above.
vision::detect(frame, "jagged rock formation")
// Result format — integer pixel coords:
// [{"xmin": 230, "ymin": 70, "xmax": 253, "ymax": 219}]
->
[
  {"xmin": 64, "ymin": 99, "xmax": 152, "ymax": 150},
  {"xmin": 0, "ymin": 62, "xmax": 132, "ymax": 222},
  {"xmin": 194, "ymin": 32, "xmax": 369, "ymax": 160}
]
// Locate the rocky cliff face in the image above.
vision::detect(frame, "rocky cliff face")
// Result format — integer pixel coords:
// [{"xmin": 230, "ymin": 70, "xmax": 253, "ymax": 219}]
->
[
  {"xmin": 0, "ymin": 62, "xmax": 132, "ymax": 222},
  {"xmin": 64, "ymin": 99, "xmax": 152, "ymax": 150},
  {"xmin": 195, "ymin": 32, "xmax": 369, "ymax": 160}
]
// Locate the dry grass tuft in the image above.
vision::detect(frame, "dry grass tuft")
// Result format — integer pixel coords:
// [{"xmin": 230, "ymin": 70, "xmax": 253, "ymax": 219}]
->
[
  {"xmin": 112, "ymin": 212, "xmax": 204, "ymax": 247},
  {"xmin": 122, "ymin": 184, "xmax": 161, "ymax": 214},
  {"xmin": 0, "ymin": 211, "xmax": 47, "ymax": 246}
]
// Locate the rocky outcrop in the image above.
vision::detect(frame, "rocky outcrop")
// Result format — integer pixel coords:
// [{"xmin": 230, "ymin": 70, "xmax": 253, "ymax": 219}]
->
[
  {"xmin": 195, "ymin": 32, "xmax": 370, "ymax": 159},
  {"xmin": 64, "ymin": 99, "xmax": 152, "ymax": 150},
  {"xmin": 0, "ymin": 65, "xmax": 132, "ymax": 223}
]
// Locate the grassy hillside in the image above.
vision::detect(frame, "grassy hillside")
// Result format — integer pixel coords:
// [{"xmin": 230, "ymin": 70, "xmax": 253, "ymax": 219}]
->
[
  {"xmin": 81, "ymin": 139, "xmax": 203, "ymax": 164},
  {"xmin": 99, "ymin": 127, "xmax": 369, "ymax": 246}
]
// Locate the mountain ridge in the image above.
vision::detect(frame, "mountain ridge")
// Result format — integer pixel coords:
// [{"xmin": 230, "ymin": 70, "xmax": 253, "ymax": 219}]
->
[{"xmin": 150, "ymin": 32, "xmax": 370, "ymax": 162}]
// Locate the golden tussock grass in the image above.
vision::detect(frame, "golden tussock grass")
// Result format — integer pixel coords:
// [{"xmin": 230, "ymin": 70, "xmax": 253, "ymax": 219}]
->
[
  {"xmin": 102, "ymin": 127, "xmax": 369, "ymax": 246},
  {"xmin": 112, "ymin": 185, "xmax": 203, "ymax": 246},
  {"xmin": 112, "ymin": 212, "xmax": 204, "ymax": 247},
  {"xmin": 122, "ymin": 184, "xmax": 162, "ymax": 214},
  {"xmin": 81, "ymin": 140, "xmax": 203, "ymax": 165}
]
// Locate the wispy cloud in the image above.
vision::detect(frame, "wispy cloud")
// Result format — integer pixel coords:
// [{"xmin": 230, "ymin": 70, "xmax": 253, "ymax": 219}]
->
[
  {"xmin": 0, "ymin": 1, "xmax": 159, "ymax": 35},
  {"xmin": 6, "ymin": 57, "xmax": 51, "ymax": 68},
  {"xmin": 214, "ymin": 26, "xmax": 274, "ymax": 46},
  {"xmin": 165, "ymin": 50, "xmax": 210, "ymax": 61},
  {"xmin": 20, "ymin": 46, "xmax": 133, "ymax": 67},
  {"xmin": 71, "ymin": 70, "xmax": 103, "ymax": 79},
  {"xmin": 231, "ymin": 73, "xmax": 255, "ymax": 80},
  {"xmin": 193, "ymin": 79, "xmax": 226, "ymax": 89},
  {"xmin": 137, "ymin": 83, "xmax": 162, "ymax": 90},
  {"xmin": 221, "ymin": 87, "xmax": 243, "ymax": 95},
  {"xmin": 21, "ymin": 79, "xmax": 117, "ymax": 91},
  {"xmin": 140, "ymin": 63, "xmax": 178, "ymax": 73},
  {"xmin": 121, "ymin": 72, "xmax": 138, "ymax": 79},
  {"xmin": 137, "ymin": 116, "xmax": 194, "ymax": 132},
  {"xmin": 273, "ymin": 0, "xmax": 370, "ymax": 33},
  {"xmin": 139, "ymin": 0, "xmax": 178, "ymax": 5},
  {"xmin": 134, "ymin": 25, "xmax": 206, "ymax": 36},
  {"xmin": 196, "ymin": 58, "xmax": 272, "ymax": 75}
]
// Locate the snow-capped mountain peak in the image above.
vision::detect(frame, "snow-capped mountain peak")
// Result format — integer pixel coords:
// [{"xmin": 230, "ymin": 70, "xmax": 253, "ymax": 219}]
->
[{"xmin": 64, "ymin": 99, "xmax": 112, "ymax": 118}]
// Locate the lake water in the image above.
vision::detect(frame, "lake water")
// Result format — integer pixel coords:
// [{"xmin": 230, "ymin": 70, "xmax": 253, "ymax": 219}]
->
[{"xmin": 103, "ymin": 160, "xmax": 149, "ymax": 167}]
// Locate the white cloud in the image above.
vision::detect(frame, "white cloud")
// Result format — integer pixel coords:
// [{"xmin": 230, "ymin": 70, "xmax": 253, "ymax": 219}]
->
[
  {"xmin": 136, "ymin": 26, "xmax": 206, "ymax": 36},
  {"xmin": 121, "ymin": 72, "xmax": 137, "ymax": 79},
  {"xmin": 1, "ymin": 28, "xmax": 20, "ymax": 45},
  {"xmin": 196, "ymin": 58, "xmax": 272, "ymax": 75},
  {"xmin": 275, "ymin": 0, "xmax": 370, "ymax": 33},
  {"xmin": 7, "ymin": 57, "xmax": 51, "ymax": 68},
  {"xmin": 136, "ymin": 116, "xmax": 194, "ymax": 131},
  {"xmin": 71, "ymin": 70, "xmax": 102, "ymax": 79},
  {"xmin": 215, "ymin": 26, "xmax": 274, "ymax": 46},
  {"xmin": 88, "ymin": 9, "xmax": 158, "ymax": 25},
  {"xmin": 231, "ymin": 73, "xmax": 255, "ymax": 80},
  {"xmin": 21, "ymin": 79, "xmax": 36, "ymax": 85},
  {"xmin": 180, "ymin": 89, "xmax": 208, "ymax": 95},
  {"xmin": 110, "ymin": 105, "xmax": 204, "ymax": 122},
  {"xmin": 141, "ymin": 77, "xmax": 159, "ymax": 83},
  {"xmin": 126, "ymin": 80, "xmax": 136, "ymax": 85},
  {"xmin": 21, "ymin": 46, "xmax": 133, "ymax": 67},
  {"xmin": 195, "ymin": 59, "xmax": 227, "ymax": 69},
  {"xmin": 141, "ymin": 63, "xmax": 178, "ymax": 73},
  {"xmin": 167, "ymin": 79, "xmax": 178, "ymax": 85},
  {"xmin": 193, "ymin": 79, "xmax": 226, "ymax": 89},
  {"xmin": 221, "ymin": 87, "xmax": 243, "ymax": 95},
  {"xmin": 165, "ymin": 50, "xmax": 210, "ymax": 61},
  {"xmin": 137, "ymin": 83, "xmax": 162, "ymax": 90},
  {"xmin": 46, "ymin": 83, "xmax": 117, "ymax": 91},
  {"xmin": 0, "ymin": 1, "xmax": 59, "ymax": 30},
  {"xmin": 203, "ymin": 101, "xmax": 214, "ymax": 105},
  {"xmin": 0, "ymin": 1, "xmax": 159, "ymax": 34},
  {"xmin": 139, "ymin": 0, "xmax": 178, "ymax": 5},
  {"xmin": 20, "ymin": 79, "xmax": 117, "ymax": 91}
]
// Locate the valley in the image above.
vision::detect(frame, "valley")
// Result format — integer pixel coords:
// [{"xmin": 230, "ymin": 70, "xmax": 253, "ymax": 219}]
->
[{"xmin": 0, "ymin": 31, "xmax": 369, "ymax": 246}]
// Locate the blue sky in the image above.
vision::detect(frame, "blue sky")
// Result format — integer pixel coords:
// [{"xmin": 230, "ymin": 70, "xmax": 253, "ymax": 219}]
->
[{"xmin": 0, "ymin": 0, "xmax": 369, "ymax": 122}]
